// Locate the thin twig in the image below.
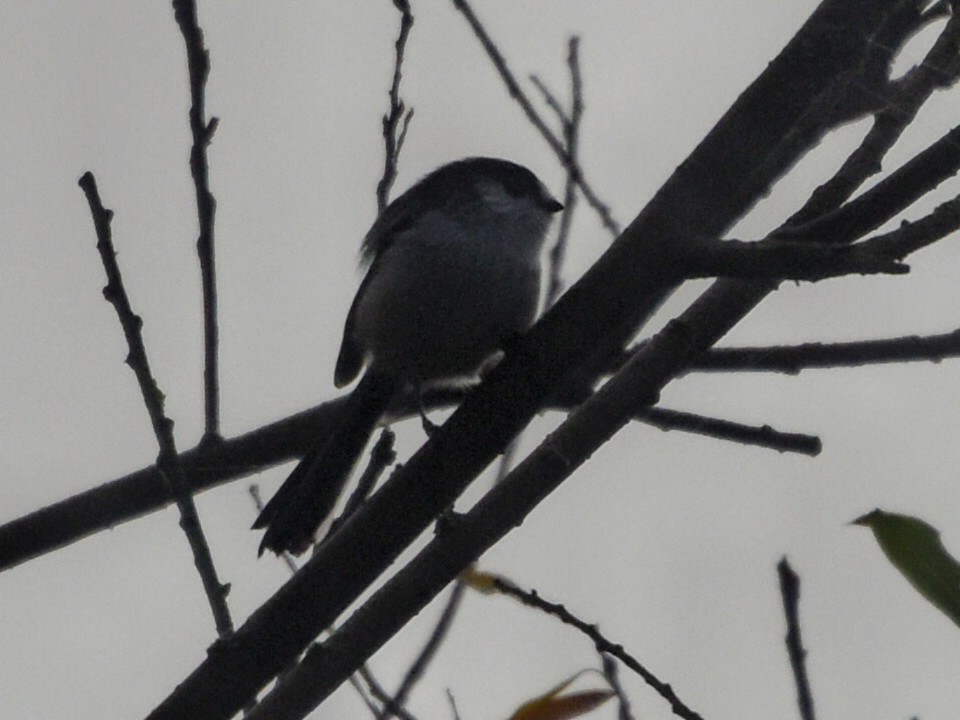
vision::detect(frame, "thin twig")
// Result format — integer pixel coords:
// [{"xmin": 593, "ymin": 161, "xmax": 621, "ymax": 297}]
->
[
  {"xmin": 377, "ymin": 0, "xmax": 415, "ymax": 213},
  {"xmin": 451, "ymin": 0, "xmax": 620, "ymax": 236},
  {"xmin": 545, "ymin": 36, "xmax": 583, "ymax": 307},
  {"xmin": 348, "ymin": 673, "xmax": 386, "ymax": 720},
  {"xmin": 377, "ymin": 581, "xmax": 467, "ymax": 720},
  {"xmin": 78, "ymin": 172, "xmax": 234, "ymax": 639},
  {"xmin": 776, "ymin": 123, "xmax": 960, "ymax": 246},
  {"xmin": 600, "ymin": 654, "xmax": 636, "ymax": 720},
  {"xmin": 172, "ymin": 0, "xmax": 222, "ymax": 444},
  {"xmin": 639, "ymin": 407, "xmax": 821, "ymax": 456},
  {"xmin": 787, "ymin": 5, "xmax": 960, "ymax": 225},
  {"xmin": 693, "ymin": 328, "xmax": 960, "ymax": 374},
  {"xmin": 446, "ymin": 690, "xmax": 463, "ymax": 720},
  {"xmin": 491, "ymin": 576, "xmax": 705, "ymax": 720},
  {"xmin": 529, "ymin": 75, "xmax": 571, "ymax": 126},
  {"xmin": 0, "ymin": 388, "xmax": 827, "ymax": 577},
  {"xmin": 496, "ymin": 38, "xmax": 585, "ymax": 484},
  {"xmin": 859, "ymin": 191, "xmax": 960, "ymax": 259},
  {"xmin": 357, "ymin": 667, "xmax": 419, "ymax": 720},
  {"xmin": 777, "ymin": 558, "xmax": 816, "ymax": 720},
  {"xmin": 680, "ymin": 235, "xmax": 909, "ymax": 281}
]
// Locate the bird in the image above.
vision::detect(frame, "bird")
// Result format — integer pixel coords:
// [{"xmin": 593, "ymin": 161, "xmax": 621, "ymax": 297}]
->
[{"xmin": 254, "ymin": 157, "xmax": 563, "ymax": 556}]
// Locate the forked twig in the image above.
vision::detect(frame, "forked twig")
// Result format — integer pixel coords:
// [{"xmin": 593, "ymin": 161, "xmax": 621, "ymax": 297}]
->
[{"xmin": 451, "ymin": 0, "xmax": 620, "ymax": 236}]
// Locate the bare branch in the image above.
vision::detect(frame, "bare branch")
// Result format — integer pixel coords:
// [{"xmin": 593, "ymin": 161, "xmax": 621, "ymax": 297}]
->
[
  {"xmin": 778, "ymin": 558, "xmax": 817, "ymax": 720},
  {"xmin": 375, "ymin": 581, "xmax": 466, "ymax": 720},
  {"xmin": 0, "ymin": 385, "xmax": 823, "ymax": 577},
  {"xmin": 777, "ymin": 123, "xmax": 960, "ymax": 245},
  {"xmin": 172, "ymin": 0, "xmax": 222, "ymax": 444},
  {"xmin": 349, "ymin": 671, "xmax": 393, "ymax": 720},
  {"xmin": 788, "ymin": 5, "xmax": 960, "ymax": 225},
  {"xmin": 679, "ymin": 236, "xmax": 910, "ymax": 281},
  {"xmin": 489, "ymin": 576, "xmax": 704, "ymax": 720},
  {"xmin": 355, "ymin": 668, "xmax": 419, "ymax": 720},
  {"xmin": 600, "ymin": 655, "xmax": 636, "ymax": 720},
  {"xmin": 639, "ymin": 407, "xmax": 821, "ymax": 456},
  {"xmin": 451, "ymin": 0, "xmax": 621, "ymax": 236},
  {"xmin": 546, "ymin": 36, "xmax": 584, "ymax": 307},
  {"xmin": 859, "ymin": 191, "xmax": 960, "ymax": 259},
  {"xmin": 529, "ymin": 74, "xmax": 570, "ymax": 126},
  {"xmin": 78, "ymin": 172, "xmax": 234, "ymax": 640},
  {"xmin": 377, "ymin": 1, "xmax": 416, "ymax": 212},
  {"xmin": 693, "ymin": 329, "xmax": 960, "ymax": 374}
]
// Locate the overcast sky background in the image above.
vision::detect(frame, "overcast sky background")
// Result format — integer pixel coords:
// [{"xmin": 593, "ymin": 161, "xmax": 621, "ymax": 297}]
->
[{"xmin": 2, "ymin": 2, "xmax": 960, "ymax": 719}]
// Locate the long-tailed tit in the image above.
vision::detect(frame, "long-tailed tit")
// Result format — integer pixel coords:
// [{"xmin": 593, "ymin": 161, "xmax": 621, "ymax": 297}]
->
[{"xmin": 254, "ymin": 157, "xmax": 563, "ymax": 556}]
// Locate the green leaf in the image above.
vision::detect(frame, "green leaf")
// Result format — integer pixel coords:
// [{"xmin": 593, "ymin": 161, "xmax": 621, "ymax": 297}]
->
[{"xmin": 853, "ymin": 509, "xmax": 960, "ymax": 629}]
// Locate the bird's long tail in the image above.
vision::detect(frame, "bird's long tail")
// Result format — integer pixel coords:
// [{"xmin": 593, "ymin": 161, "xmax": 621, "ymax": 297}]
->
[{"xmin": 253, "ymin": 371, "xmax": 399, "ymax": 556}]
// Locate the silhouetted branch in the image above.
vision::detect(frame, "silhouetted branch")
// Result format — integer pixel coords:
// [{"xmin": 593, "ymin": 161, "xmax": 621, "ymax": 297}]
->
[
  {"xmin": 355, "ymin": 668, "xmax": 419, "ymax": 720},
  {"xmin": 377, "ymin": 0, "xmax": 415, "ymax": 212},
  {"xmin": 0, "ymin": 383, "xmax": 821, "ymax": 574},
  {"xmin": 638, "ymin": 407, "xmax": 821, "ymax": 456},
  {"xmin": 693, "ymin": 329, "xmax": 960, "ymax": 373},
  {"xmin": 535, "ymin": 36, "xmax": 583, "ymax": 307},
  {"xmin": 376, "ymin": 581, "xmax": 466, "ymax": 720},
  {"xmin": 778, "ymin": 558, "xmax": 816, "ymax": 720},
  {"xmin": 173, "ymin": 0, "xmax": 221, "ymax": 443},
  {"xmin": 778, "ymin": 123, "xmax": 960, "ymax": 245},
  {"xmin": 679, "ymin": 235, "xmax": 909, "ymax": 280},
  {"xmin": 787, "ymin": 4, "xmax": 960, "ymax": 225},
  {"xmin": 78, "ymin": 171, "xmax": 234, "ymax": 640},
  {"xmin": 451, "ymin": 0, "xmax": 621, "ymax": 236},
  {"xmin": 489, "ymin": 575, "xmax": 703, "ymax": 720},
  {"xmin": 601, "ymin": 654, "xmax": 636, "ymax": 720},
  {"xmin": 860, "ymin": 191, "xmax": 960, "ymax": 258}
]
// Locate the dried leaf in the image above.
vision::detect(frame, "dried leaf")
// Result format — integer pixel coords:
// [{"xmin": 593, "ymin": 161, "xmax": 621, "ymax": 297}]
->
[
  {"xmin": 511, "ymin": 690, "xmax": 614, "ymax": 720},
  {"xmin": 460, "ymin": 565, "xmax": 504, "ymax": 595},
  {"xmin": 508, "ymin": 671, "xmax": 613, "ymax": 720}
]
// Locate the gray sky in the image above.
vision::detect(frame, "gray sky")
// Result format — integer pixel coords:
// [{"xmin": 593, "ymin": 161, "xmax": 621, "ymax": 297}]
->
[{"xmin": 2, "ymin": 2, "xmax": 960, "ymax": 719}]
